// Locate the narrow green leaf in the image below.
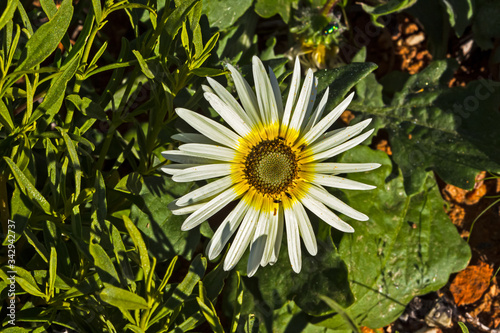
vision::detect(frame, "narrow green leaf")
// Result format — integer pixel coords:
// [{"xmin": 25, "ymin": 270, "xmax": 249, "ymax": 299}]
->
[
  {"xmin": 17, "ymin": 277, "xmax": 46, "ymax": 298},
  {"xmin": 230, "ymin": 272, "xmax": 243, "ymax": 333},
  {"xmin": 59, "ymin": 128, "xmax": 82, "ymax": 196},
  {"xmin": 14, "ymin": 0, "xmax": 33, "ymax": 35},
  {"xmin": 0, "ymin": 0, "xmax": 17, "ymax": 31},
  {"xmin": 90, "ymin": 243, "xmax": 120, "ymax": 285},
  {"xmin": 66, "ymin": 94, "xmax": 108, "ymax": 121},
  {"xmin": 4, "ymin": 157, "xmax": 52, "ymax": 215},
  {"xmin": 132, "ymin": 50, "xmax": 154, "ymax": 79},
  {"xmin": 192, "ymin": 32, "xmax": 219, "ymax": 68},
  {"xmin": 99, "ymin": 283, "xmax": 149, "ymax": 309},
  {"xmin": 196, "ymin": 282, "xmax": 224, "ymax": 333},
  {"xmin": 108, "ymin": 221, "xmax": 135, "ymax": 282},
  {"xmin": 91, "ymin": 0, "xmax": 102, "ymax": 23},
  {"xmin": 48, "ymin": 247, "xmax": 57, "ymax": 297},
  {"xmin": 28, "ymin": 54, "xmax": 80, "ymax": 128},
  {"xmin": 181, "ymin": 21, "xmax": 190, "ymax": 55},
  {"xmin": 3, "ymin": 185, "xmax": 31, "ymax": 244},
  {"xmin": 24, "ymin": 228, "xmax": 49, "ymax": 263},
  {"xmin": 123, "ymin": 215, "xmax": 151, "ymax": 278},
  {"xmin": 0, "ymin": 99, "xmax": 14, "ymax": 131},
  {"xmin": 158, "ymin": 256, "xmax": 178, "ymax": 292},
  {"xmin": 88, "ymin": 41, "xmax": 108, "ymax": 69},
  {"xmin": 17, "ymin": 0, "xmax": 73, "ymax": 70},
  {"xmin": 190, "ymin": 67, "xmax": 225, "ymax": 77}
]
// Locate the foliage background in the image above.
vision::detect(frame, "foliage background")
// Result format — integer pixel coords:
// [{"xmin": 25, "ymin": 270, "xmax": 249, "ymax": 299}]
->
[{"xmin": 1, "ymin": 0, "xmax": 499, "ymax": 332}]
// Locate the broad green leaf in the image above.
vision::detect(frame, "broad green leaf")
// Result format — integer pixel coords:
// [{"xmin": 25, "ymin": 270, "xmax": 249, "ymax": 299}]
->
[
  {"xmin": 472, "ymin": 1, "xmax": 500, "ymax": 49},
  {"xmin": 17, "ymin": 0, "xmax": 73, "ymax": 70},
  {"xmin": 231, "ymin": 234, "xmax": 354, "ymax": 317},
  {"xmin": 28, "ymin": 54, "xmax": 80, "ymax": 128},
  {"xmin": 255, "ymin": 0, "xmax": 298, "ymax": 23},
  {"xmin": 40, "ymin": 0, "xmax": 58, "ymax": 19},
  {"xmin": 127, "ymin": 173, "xmax": 199, "ymax": 261},
  {"xmin": 352, "ymin": 59, "xmax": 500, "ymax": 194},
  {"xmin": 315, "ymin": 146, "xmax": 470, "ymax": 329},
  {"xmin": 99, "ymin": 283, "xmax": 149, "ymax": 309},
  {"xmin": 1, "ymin": 327, "xmax": 31, "ymax": 333},
  {"xmin": 439, "ymin": 0, "xmax": 473, "ymax": 37},
  {"xmin": 0, "ymin": 0, "xmax": 17, "ymax": 31},
  {"xmin": 202, "ymin": 0, "xmax": 252, "ymax": 30},
  {"xmin": 315, "ymin": 62, "xmax": 378, "ymax": 110},
  {"xmin": 90, "ymin": 243, "xmax": 120, "ymax": 285},
  {"xmin": 360, "ymin": 0, "xmax": 417, "ymax": 27},
  {"xmin": 4, "ymin": 157, "xmax": 52, "ymax": 215}
]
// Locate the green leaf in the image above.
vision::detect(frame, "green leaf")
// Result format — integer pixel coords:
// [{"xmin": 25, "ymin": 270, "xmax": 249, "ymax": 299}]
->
[
  {"xmin": 108, "ymin": 221, "xmax": 135, "ymax": 283},
  {"xmin": 91, "ymin": 0, "xmax": 102, "ymax": 23},
  {"xmin": 352, "ymin": 59, "xmax": 500, "ymax": 193},
  {"xmin": 0, "ymin": 99, "xmax": 14, "ymax": 132},
  {"xmin": 39, "ymin": 0, "xmax": 58, "ymax": 19},
  {"xmin": 255, "ymin": 0, "xmax": 298, "ymax": 23},
  {"xmin": 127, "ymin": 173, "xmax": 199, "ymax": 261},
  {"xmin": 28, "ymin": 54, "xmax": 80, "ymax": 128},
  {"xmin": 196, "ymin": 282, "xmax": 224, "ymax": 333},
  {"xmin": 4, "ymin": 157, "xmax": 52, "ymax": 215},
  {"xmin": 439, "ymin": 0, "xmax": 473, "ymax": 37},
  {"xmin": 132, "ymin": 50, "xmax": 155, "ymax": 79},
  {"xmin": 233, "ymin": 235, "xmax": 354, "ymax": 317},
  {"xmin": 123, "ymin": 215, "xmax": 151, "ymax": 278},
  {"xmin": 472, "ymin": 1, "xmax": 500, "ymax": 49},
  {"xmin": 190, "ymin": 67, "xmax": 225, "ymax": 77},
  {"xmin": 318, "ymin": 295, "xmax": 360, "ymax": 333},
  {"xmin": 17, "ymin": 0, "xmax": 73, "ymax": 70},
  {"xmin": 315, "ymin": 62, "xmax": 378, "ymax": 110},
  {"xmin": 99, "ymin": 283, "xmax": 149, "ymax": 309},
  {"xmin": 202, "ymin": 0, "xmax": 252, "ymax": 29},
  {"xmin": 59, "ymin": 128, "xmax": 82, "ymax": 196},
  {"xmin": 230, "ymin": 272, "xmax": 243, "ymax": 333},
  {"xmin": 0, "ymin": 0, "xmax": 17, "ymax": 31},
  {"xmin": 90, "ymin": 243, "xmax": 120, "ymax": 285},
  {"xmin": 65, "ymin": 94, "xmax": 108, "ymax": 121},
  {"xmin": 4, "ymin": 185, "xmax": 31, "ymax": 244},
  {"xmin": 48, "ymin": 247, "xmax": 57, "ymax": 297},
  {"xmin": 360, "ymin": 0, "xmax": 417, "ymax": 27},
  {"xmin": 1, "ymin": 266, "xmax": 45, "ymax": 298},
  {"xmin": 315, "ymin": 146, "xmax": 470, "ymax": 329}
]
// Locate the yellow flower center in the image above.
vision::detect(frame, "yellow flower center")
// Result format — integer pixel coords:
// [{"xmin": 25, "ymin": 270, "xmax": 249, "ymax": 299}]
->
[{"xmin": 243, "ymin": 138, "xmax": 299, "ymax": 197}]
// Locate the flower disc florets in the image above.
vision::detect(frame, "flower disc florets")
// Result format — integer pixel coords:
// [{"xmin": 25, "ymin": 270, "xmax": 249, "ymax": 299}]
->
[{"xmin": 243, "ymin": 139, "xmax": 299, "ymax": 197}]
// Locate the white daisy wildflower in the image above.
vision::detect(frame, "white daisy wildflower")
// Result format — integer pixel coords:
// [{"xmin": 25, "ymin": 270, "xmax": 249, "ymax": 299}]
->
[{"xmin": 162, "ymin": 56, "xmax": 380, "ymax": 276}]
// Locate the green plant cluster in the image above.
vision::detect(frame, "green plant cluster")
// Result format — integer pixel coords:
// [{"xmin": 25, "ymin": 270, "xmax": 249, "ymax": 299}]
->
[{"xmin": 1, "ymin": 0, "xmax": 499, "ymax": 332}]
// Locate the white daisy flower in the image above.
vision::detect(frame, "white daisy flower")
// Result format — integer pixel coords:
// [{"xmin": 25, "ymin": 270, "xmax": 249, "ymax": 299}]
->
[{"xmin": 162, "ymin": 56, "xmax": 380, "ymax": 276}]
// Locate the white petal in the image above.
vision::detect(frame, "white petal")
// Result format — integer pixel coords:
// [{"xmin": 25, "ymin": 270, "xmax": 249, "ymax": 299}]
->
[
  {"xmin": 300, "ymin": 195, "xmax": 354, "ymax": 233},
  {"xmin": 303, "ymin": 87, "xmax": 329, "ymax": 133},
  {"xmin": 252, "ymin": 56, "xmax": 279, "ymax": 125},
  {"xmin": 178, "ymin": 143, "xmax": 236, "ymax": 162},
  {"xmin": 269, "ymin": 206, "xmax": 284, "ymax": 265},
  {"xmin": 170, "ymin": 201, "xmax": 206, "ymax": 215},
  {"xmin": 207, "ymin": 196, "xmax": 251, "ymax": 260},
  {"xmin": 288, "ymin": 69, "xmax": 314, "ymax": 132},
  {"xmin": 302, "ymin": 162, "xmax": 381, "ymax": 174},
  {"xmin": 300, "ymin": 76, "xmax": 318, "ymax": 132},
  {"xmin": 310, "ymin": 173, "xmax": 376, "ymax": 190},
  {"xmin": 161, "ymin": 150, "xmax": 220, "ymax": 164},
  {"xmin": 247, "ymin": 207, "xmax": 270, "ymax": 277},
  {"xmin": 308, "ymin": 184, "xmax": 368, "ymax": 221},
  {"xmin": 161, "ymin": 164, "xmax": 200, "ymax": 175},
  {"xmin": 224, "ymin": 200, "xmax": 262, "ymax": 271},
  {"xmin": 176, "ymin": 108, "xmax": 241, "ymax": 149},
  {"xmin": 172, "ymin": 164, "xmax": 232, "ymax": 182},
  {"xmin": 284, "ymin": 205, "xmax": 302, "ymax": 273},
  {"xmin": 307, "ymin": 128, "xmax": 374, "ymax": 162},
  {"xmin": 261, "ymin": 204, "xmax": 279, "ymax": 266},
  {"xmin": 293, "ymin": 201, "xmax": 318, "ymax": 255},
  {"xmin": 205, "ymin": 79, "xmax": 256, "ymax": 129},
  {"xmin": 306, "ymin": 119, "xmax": 372, "ymax": 156},
  {"xmin": 181, "ymin": 186, "xmax": 240, "ymax": 231},
  {"xmin": 176, "ymin": 176, "xmax": 234, "ymax": 206},
  {"xmin": 281, "ymin": 58, "xmax": 301, "ymax": 132},
  {"xmin": 227, "ymin": 63, "xmax": 262, "ymax": 125},
  {"xmin": 301, "ymin": 92, "xmax": 355, "ymax": 145},
  {"xmin": 268, "ymin": 66, "xmax": 283, "ymax": 118},
  {"xmin": 171, "ymin": 133, "xmax": 216, "ymax": 144},
  {"xmin": 204, "ymin": 91, "xmax": 252, "ymax": 137}
]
